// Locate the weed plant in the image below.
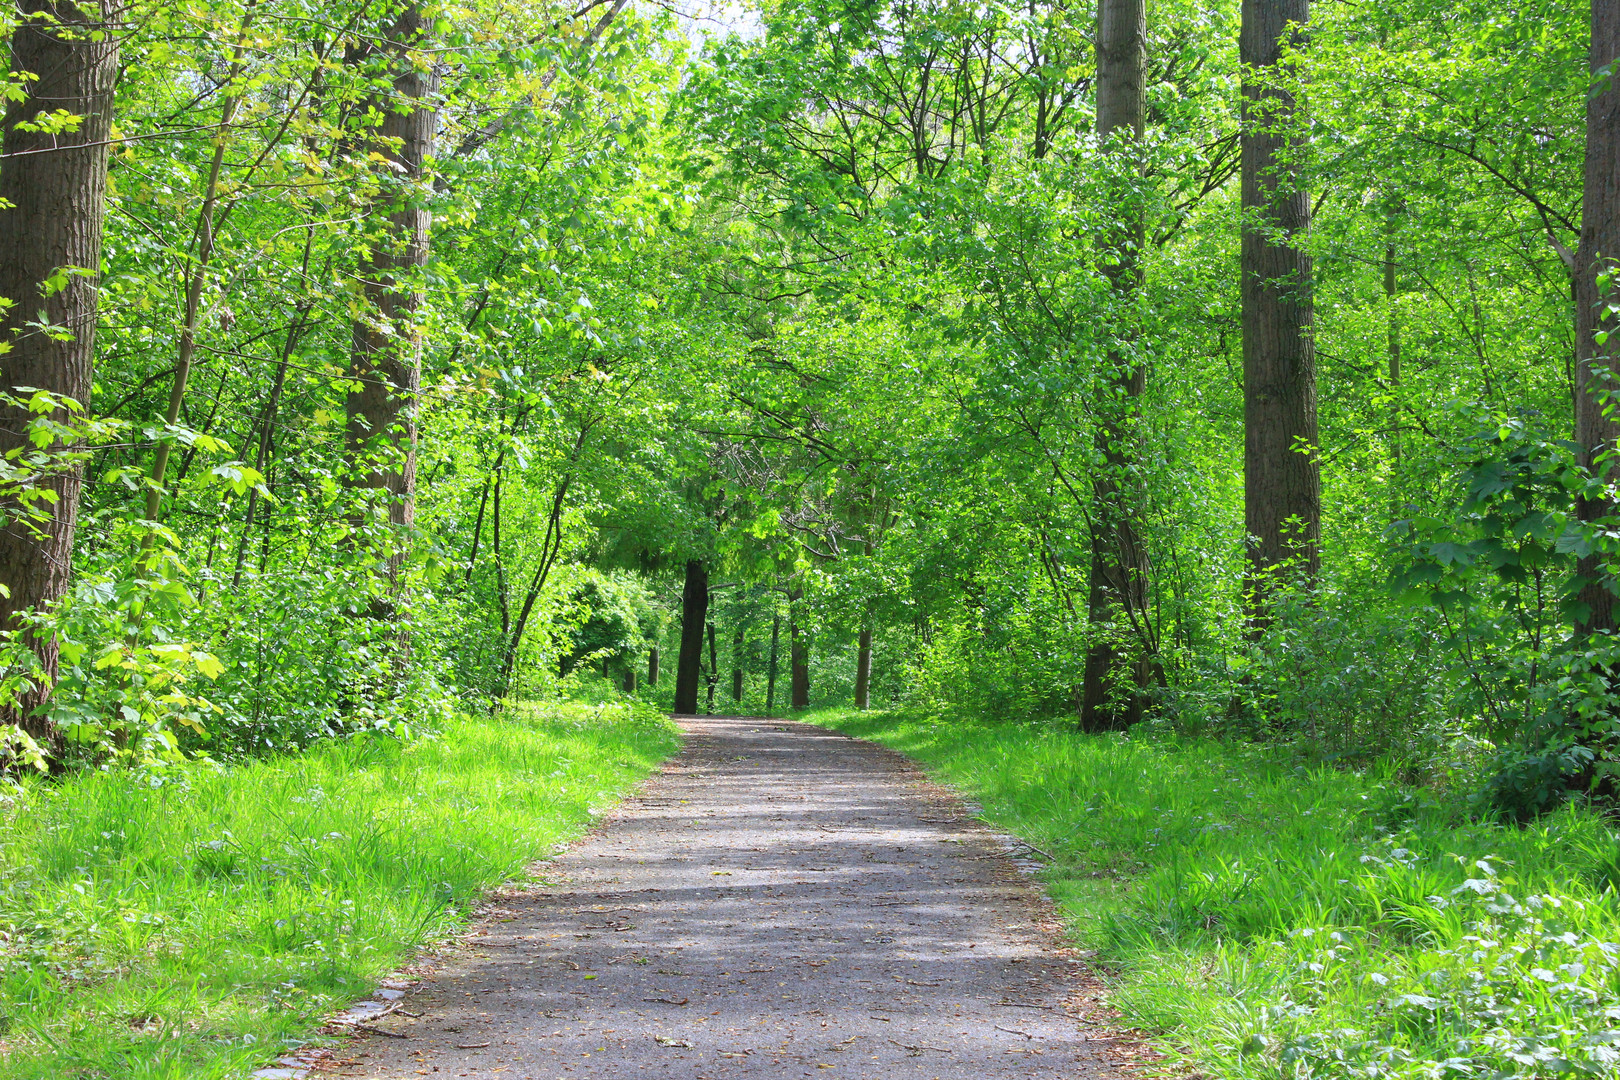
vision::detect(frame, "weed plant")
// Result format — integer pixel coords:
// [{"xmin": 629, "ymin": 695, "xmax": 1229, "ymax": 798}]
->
[
  {"xmin": 0, "ymin": 701, "xmax": 677, "ymax": 1079},
  {"xmin": 806, "ymin": 706, "xmax": 1620, "ymax": 1078}
]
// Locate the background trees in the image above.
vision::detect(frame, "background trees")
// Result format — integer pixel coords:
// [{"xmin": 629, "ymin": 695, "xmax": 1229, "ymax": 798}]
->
[{"xmin": 0, "ymin": 0, "xmax": 1607, "ymax": 807}]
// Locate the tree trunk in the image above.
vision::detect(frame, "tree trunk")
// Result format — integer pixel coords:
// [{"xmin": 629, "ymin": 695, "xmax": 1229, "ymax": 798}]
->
[
  {"xmin": 731, "ymin": 625, "xmax": 745, "ymax": 703},
  {"xmin": 346, "ymin": 4, "xmax": 438, "ymax": 575},
  {"xmin": 1576, "ymin": 0, "xmax": 1620, "ymax": 641},
  {"xmin": 142, "ymin": 29, "xmax": 247, "ymax": 563},
  {"xmin": 790, "ymin": 617, "xmax": 810, "ymax": 710},
  {"xmin": 648, "ymin": 644, "xmax": 659, "ymax": 687},
  {"xmin": 0, "ymin": 0, "xmax": 122, "ymax": 740},
  {"xmin": 705, "ymin": 621, "xmax": 718, "ymax": 713},
  {"xmin": 1082, "ymin": 0, "xmax": 1151, "ymax": 732},
  {"xmin": 1241, "ymin": 0, "xmax": 1320, "ymax": 629},
  {"xmin": 854, "ymin": 624, "xmax": 873, "ymax": 709},
  {"xmin": 765, "ymin": 615, "xmax": 780, "ymax": 715},
  {"xmin": 622, "ymin": 665, "xmax": 636, "ymax": 693},
  {"xmin": 673, "ymin": 559, "xmax": 708, "ymax": 714}
]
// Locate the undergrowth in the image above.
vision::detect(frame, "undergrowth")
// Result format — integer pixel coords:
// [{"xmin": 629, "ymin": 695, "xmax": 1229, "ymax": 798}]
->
[
  {"xmin": 804, "ymin": 705, "xmax": 1620, "ymax": 1079},
  {"xmin": 0, "ymin": 700, "xmax": 677, "ymax": 1080}
]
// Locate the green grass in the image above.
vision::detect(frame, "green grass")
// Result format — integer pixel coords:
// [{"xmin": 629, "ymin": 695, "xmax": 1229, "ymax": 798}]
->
[
  {"xmin": 0, "ymin": 700, "xmax": 678, "ymax": 1079},
  {"xmin": 803, "ymin": 705, "xmax": 1620, "ymax": 1078}
]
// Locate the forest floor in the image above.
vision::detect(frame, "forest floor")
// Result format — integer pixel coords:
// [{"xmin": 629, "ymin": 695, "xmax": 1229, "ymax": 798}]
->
[{"xmin": 314, "ymin": 715, "xmax": 1144, "ymax": 1080}]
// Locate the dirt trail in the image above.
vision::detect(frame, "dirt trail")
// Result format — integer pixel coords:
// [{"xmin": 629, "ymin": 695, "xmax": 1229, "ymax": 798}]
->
[{"xmin": 327, "ymin": 716, "xmax": 1129, "ymax": 1079}]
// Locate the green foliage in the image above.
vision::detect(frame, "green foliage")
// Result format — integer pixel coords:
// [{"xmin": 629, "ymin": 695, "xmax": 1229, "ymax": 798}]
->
[{"xmin": 0, "ymin": 701, "xmax": 676, "ymax": 1079}]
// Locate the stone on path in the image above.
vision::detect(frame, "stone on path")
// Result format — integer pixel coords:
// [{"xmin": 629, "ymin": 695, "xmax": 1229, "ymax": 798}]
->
[{"xmin": 326, "ymin": 715, "xmax": 1128, "ymax": 1079}]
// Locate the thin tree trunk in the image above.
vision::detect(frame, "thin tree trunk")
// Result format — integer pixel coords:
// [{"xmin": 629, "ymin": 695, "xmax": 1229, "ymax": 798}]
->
[
  {"xmin": 790, "ymin": 616, "xmax": 810, "ymax": 710},
  {"xmin": 1576, "ymin": 0, "xmax": 1620, "ymax": 641},
  {"xmin": 232, "ymin": 245, "xmax": 322, "ymax": 589},
  {"xmin": 622, "ymin": 665, "xmax": 636, "ymax": 693},
  {"xmin": 705, "ymin": 621, "xmax": 718, "ymax": 713},
  {"xmin": 1081, "ymin": 0, "xmax": 1151, "ymax": 731},
  {"xmin": 854, "ymin": 623, "xmax": 873, "ymax": 709},
  {"xmin": 0, "ymin": 0, "xmax": 122, "ymax": 740},
  {"xmin": 493, "ymin": 473, "xmax": 570, "ymax": 699},
  {"xmin": 141, "ymin": 26, "xmax": 249, "ymax": 561},
  {"xmin": 673, "ymin": 559, "xmax": 708, "ymax": 715},
  {"xmin": 765, "ymin": 615, "xmax": 780, "ymax": 715},
  {"xmin": 345, "ymin": 4, "xmax": 438, "ymax": 579},
  {"xmin": 731, "ymin": 625, "xmax": 745, "ymax": 703},
  {"xmin": 648, "ymin": 644, "xmax": 659, "ymax": 686},
  {"xmin": 1241, "ymin": 0, "xmax": 1320, "ymax": 630}
]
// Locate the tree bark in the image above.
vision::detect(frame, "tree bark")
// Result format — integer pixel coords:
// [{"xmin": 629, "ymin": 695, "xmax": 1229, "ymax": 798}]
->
[
  {"xmin": 790, "ymin": 616, "xmax": 810, "ymax": 710},
  {"xmin": 346, "ymin": 4, "xmax": 438, "ymax": 574},
  {"xmin": 731, "ymin": 625, "xmax": 745, "ymax": 703},
  {"xmin": 765, "ymin": 615, "xmax": 780, "ymax": 715},
  {"xmin": 0, "ymin": 0, "xmax": 123, "ymax": 739},
  {"xmin": 1241, "ymin": 0, "xmax": 1320, "ymax": 629},
  {"xmin": 1576, "ymin": 0, "xmax": 1620, "ymax": 640},
  {"xmin": 854, "ymin": 623, "xmax": 873, "ymax": 709},
  {"xmin": 673, "ymin": 559, "xmax": 708, "ymax": 714},
  {"xmin": 622, "ymin": 665, "xmax": 636, "ymax": 693},
  {"xmin": 647, "ymin": 643, "xmax": 658, "ymax": 687},
  {"xmin": 1081, "ymin": 0, "xmax": 1151, "ymax": 731},
  {"xmin": 705, "ymin": 620, "xmax": 718, "ymax": 713}
]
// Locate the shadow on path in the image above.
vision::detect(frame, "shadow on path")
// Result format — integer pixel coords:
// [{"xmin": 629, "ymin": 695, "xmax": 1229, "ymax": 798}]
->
[{"xmin": 326, "ymin": 715, "xmax": 1128, "ymax": 1079}]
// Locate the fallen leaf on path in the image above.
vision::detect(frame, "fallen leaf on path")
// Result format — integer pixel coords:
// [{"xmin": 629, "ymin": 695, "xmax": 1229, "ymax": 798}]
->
[
  {"xmin": 653, "ymin": 1035, "xmax": 693, "ymax": 1048},
  {"xmin": 644, "ymin": 996, "xmax": 688, "ymax": 1005},
  {"xmin": 454, "ymin": 1042, "xmax": 490, "ymax": 1049}
]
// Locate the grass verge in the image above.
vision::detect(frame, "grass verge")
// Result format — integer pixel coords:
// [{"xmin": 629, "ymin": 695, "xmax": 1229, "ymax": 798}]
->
[
  {"xmin": 803, "ymin": 705, "xmax": 1620, "ymax": 1078},
  {"xmin": 0, "ymin": 700, "xmax": 678, "ymax": 1080}
]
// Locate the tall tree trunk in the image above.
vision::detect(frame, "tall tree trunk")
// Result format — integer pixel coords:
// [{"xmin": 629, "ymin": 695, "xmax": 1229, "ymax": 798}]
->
[
  {"xmin": 346, "ymin": 4, "xmax": 438, "ymax": 578},
  {"xmin": 1577, "ymin": 0, "xmax": 1620, "ymax": 643},
  {"xmin": 0, "ymin": 0, "xmax": 122, "ymax": 740},
  {"xmin": 647, "ymin": 644, "xmax": 659, "ymax": 687},
  {"xmin": 765, "ymin": 615, "xmax": 780, "ymax": 715},
  {"xmin": 854, "ymin": 623, "xmax": 873, "ymax": 709},
  {"xmin": 731, "ymin": 625, "xmax": 745, "ymax": 703},
  {"xmin": 790, "ymin": 616, "xmax": 810, "ymax": 710},
  {"xmin": 673, "ymin": 559, "xmax": 708, "ymax": 714},
  {"xmin": 1241, "ymin": 0, "xmax": 1319, "ymax": 629},
  {"xmin": 623, "ymin": 665, "xmax": 636, "ymax": 693},
  {"xmin": 1081, "ymin": 0, "xmax": 1151, "ymax": 731}
]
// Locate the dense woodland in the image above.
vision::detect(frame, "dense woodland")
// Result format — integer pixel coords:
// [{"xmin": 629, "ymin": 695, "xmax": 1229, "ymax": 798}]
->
[
  {"xmin": 6, "ymin": 1, "xmax": 1620, "ymax": 1076},
  {"xmin": 0, "ymin": 0, "xmax": 1612, "ymax": 810}
]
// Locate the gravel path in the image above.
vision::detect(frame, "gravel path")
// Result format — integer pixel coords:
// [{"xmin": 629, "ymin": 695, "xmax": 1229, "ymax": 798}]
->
[{"xmin": 328, "ymin": 716, "xmax": 1126, "ymax": 1080}]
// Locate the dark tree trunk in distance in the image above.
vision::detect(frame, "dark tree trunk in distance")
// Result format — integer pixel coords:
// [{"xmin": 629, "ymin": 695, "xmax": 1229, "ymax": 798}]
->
[
  {"xmin": 648, "ymin": 644, "xmax": 658, "ymax": 686},
  {"xmin": 854, "ymin": 624, "xmax": 873, "ymax": 709},
  {"xmin": 1241, "ymin": 0, "xmax": 1320, "ymax": 629},
  {"xmin": 765, "ymin": 615, "xmax": 780, "ymax": 715},
  {"xmin": 1081, "ymin": 0, "xmax": 1151, "ymax": 732},
  {"xmin": 673, "ymin": 560, "xmax": 708, "ymax": 714},
  {"xmin": 731, "ymin": 626, "xmax": 744, "ymax": 703},
  {"xmin": 346, "ymin": 6, "xmax": 438, "ymax": 570},
  {"xmin": 622, "ymin": 666, "xmax": 636, "ymax": 693},
  {"xmin": 705, "ymin": 621, "xmax": 718, "ymax": 713},
  {"xmin": 0, "ymin": 0, "xmax": 122, "ymax": 739},
  {"xmin": 790, "ymin": 618, "xmax": 810, "ymax": 710},
  {"xmin": 1576, "ymin": 0, "xmax": 1620, "ymax": 641}
]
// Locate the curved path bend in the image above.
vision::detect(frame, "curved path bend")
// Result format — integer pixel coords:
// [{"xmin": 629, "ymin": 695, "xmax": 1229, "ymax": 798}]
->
[{"xmin": 330, "ymin": 715, "xmax": 1127, "ymax": 1080}]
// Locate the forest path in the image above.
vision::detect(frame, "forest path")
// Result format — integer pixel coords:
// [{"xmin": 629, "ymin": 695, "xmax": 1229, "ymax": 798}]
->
[{"xmin": 326, "ymin": 715, "xmax": 1126, "ymax": 1080}]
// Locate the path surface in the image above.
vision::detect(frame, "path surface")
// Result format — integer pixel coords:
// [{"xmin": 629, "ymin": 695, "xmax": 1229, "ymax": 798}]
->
[{"xmin": 329, "ymin": 716, "xmax": 1124, "ymax": 1080}]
